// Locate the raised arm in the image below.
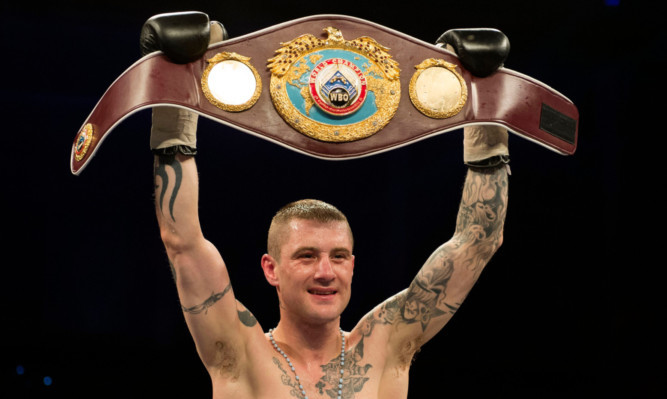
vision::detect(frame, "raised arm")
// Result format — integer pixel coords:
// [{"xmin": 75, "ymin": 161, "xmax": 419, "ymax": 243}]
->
[
  {"xmin": 147, "ymin": 13, "xmax": 257, "ymax": 373},
  {"xmin": 397, "ymin": 160, "xmax": 508, "ymax": 343},
  {"xmin": 355, "ymin": 124, "xmax": 510, "ymax": 363},
  {"xmin": 154, "ymin": 150, "xmax": 251, "ymax": 369},
  {"xmin": 354, "ymin": 28, "xmax": 513, "ymax": 362}
]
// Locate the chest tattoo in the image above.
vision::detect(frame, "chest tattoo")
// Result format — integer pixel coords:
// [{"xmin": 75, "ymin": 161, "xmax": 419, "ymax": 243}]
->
[{"xmin": 272, "ymin": 339, "xmax": 373, "ymax": 398}]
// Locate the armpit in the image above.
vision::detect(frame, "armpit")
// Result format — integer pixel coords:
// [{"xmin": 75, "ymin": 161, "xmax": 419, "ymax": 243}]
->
[
  {"xmin": 397, "ymin": 336, "xmax": 423, "ymax": 369},
  {"xmin": 212, "ymin": 341, "xmax": 239, "ymax": 380},
  {"xmin": 212, "ymin": 340, "xmax": 240, "ymax": 380}
]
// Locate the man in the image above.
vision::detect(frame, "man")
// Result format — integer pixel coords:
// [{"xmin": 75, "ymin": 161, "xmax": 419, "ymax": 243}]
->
[{"xmin": 151, "ymin": 18, "xmax": 509, "ymax": 399}]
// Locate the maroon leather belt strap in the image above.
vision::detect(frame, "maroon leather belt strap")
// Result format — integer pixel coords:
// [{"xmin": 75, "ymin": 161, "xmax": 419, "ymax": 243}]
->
[{"xmin": 70, "ymin": 14, "xmax": 578, "ymax": 175}]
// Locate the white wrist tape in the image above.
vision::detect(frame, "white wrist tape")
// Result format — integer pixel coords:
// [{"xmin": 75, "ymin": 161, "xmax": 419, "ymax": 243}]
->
[
  {"xmin": 150, "ymin": 107, "xmax": 198, "ymax": 150},
  {"xmin": 149, "ymin": 21, "xmax": 224, "ymax": 152},
  {"xmin": 463, "ymin": 125, "xmax": 509, "ymax": 167}
]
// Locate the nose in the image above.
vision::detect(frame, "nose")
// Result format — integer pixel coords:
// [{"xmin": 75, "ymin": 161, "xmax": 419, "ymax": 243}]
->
[{"xmin": 314, "ymin": 256, "xmax": 335, "ymax": 282}]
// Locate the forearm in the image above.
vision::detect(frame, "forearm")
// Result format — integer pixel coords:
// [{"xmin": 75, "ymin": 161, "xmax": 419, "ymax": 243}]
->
[
  {"xmin": 404, "ymin": 141, "xmax": 509, "ymax": 327},
  {"xmin": 154, "ymin": 152, "xmax": 204, "ymax": 256},
  {"xmin": 411, "ymin": 164, "xmax": 509, "ymax": 328},
  {"xmin": 154, "ymin": 152, "xmax": 231, "ymax": 298},
  {"xmin": 452, "ymin": 164, "xmax": 509, "ymax": 268},
  {"xmin": 374, "ymin": 165, "xmax": 509, "ymax": 344}
]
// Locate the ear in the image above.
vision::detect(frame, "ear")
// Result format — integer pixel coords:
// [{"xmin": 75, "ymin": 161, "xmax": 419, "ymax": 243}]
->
[{"xmin": 261, "ymin": 253, "xmax": 280, "ymax": 287}]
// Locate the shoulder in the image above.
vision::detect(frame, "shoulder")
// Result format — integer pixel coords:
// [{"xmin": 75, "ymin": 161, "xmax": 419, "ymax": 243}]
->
[{"xmin": 349, "ymin": 289, "xmax": 422, "ymax": 369}]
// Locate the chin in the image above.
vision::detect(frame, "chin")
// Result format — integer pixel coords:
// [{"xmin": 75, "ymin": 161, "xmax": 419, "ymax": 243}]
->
[{"xmin": 308, "ymin": 300, "xmax": 349, "ymax": 322}]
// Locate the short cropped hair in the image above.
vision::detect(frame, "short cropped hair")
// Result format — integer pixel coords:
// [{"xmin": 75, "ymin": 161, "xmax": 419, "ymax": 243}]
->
[{"xmin": 267, "ymin": 199, "xmax": 353, "ymax": 261}]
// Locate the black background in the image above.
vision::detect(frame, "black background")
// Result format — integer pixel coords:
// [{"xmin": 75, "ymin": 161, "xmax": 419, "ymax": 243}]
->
[{"xmin": 2, "ymin": 1, "xmax": 659, "ymax": 397}]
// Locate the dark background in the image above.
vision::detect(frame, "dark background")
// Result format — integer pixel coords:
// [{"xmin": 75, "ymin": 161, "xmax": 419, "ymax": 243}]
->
[{"xmin": 2, "ymin": 0, "xmax": 658, "ymax": 397}]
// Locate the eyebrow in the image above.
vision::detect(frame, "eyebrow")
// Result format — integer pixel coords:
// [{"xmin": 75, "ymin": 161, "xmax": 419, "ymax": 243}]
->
[
  {"xmin": 291, "ymin": 247, "xmax": 316, "ymax": 257},
  {"xmin": 290, "ymin": 247, "xmax": 352, "ymax": 258}
]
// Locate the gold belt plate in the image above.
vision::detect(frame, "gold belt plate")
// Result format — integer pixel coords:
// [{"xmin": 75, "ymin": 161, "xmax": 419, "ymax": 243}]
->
[{"xmin": 267, "ymin": 27, "xmax": 401, "ymax": 142}]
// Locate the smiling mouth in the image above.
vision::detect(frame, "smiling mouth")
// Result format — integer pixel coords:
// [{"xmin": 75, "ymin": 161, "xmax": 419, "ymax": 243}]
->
[{"xmin": 308, "ymin": 289, "xmax": 337, "ymax": 296}]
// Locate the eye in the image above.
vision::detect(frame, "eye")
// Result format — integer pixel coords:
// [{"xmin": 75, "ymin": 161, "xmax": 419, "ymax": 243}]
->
[
  {"xmin": 296, "ymin": 251, "xmax": 316, "ymax": 259},
  {"xmin": 332, "ymin": 251, "xmax": 351, "ymax": 261}
]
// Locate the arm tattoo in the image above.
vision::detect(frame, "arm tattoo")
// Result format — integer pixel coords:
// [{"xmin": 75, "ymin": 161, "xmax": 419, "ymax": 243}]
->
[
  {"xmin": 360, "ymin": 260, "xmax": 456, "ymax": 335},
  {"xmin": 237, "ymin": 308, "xmax": 257, "ymax": 327},
  {"xmin": 362, "ymin": 167, "xmax": 508, "ymax": 334},
  {"xmin": 154, "ymin": 154, "xmax": 183, "ymax": 222},
  {"xmin": 400, "ymin": 253, "xmax": 455, "ymax": 331},
  {"xmin": 402, "ymin": 168, "xmax": 508, "ymax": 331},
  {"xmin": 181, "ymin": 283, "xmax": 232, "ymax": 315},
  {"xmin": 456, "ymin": 167, "xmax": 508, "ymax": 249}
]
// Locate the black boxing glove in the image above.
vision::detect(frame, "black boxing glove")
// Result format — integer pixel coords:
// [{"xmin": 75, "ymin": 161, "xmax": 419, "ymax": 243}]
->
[
  {"xmin": 147, "ymin": 13, "xmax": 228, "ymax": 153},
  {"xmin": 436, "ymin": 29, "xmax": 510, "ymax": 166},
  {"xmin": 436, "ymin": 28, "xmax": 510, "ymax": 77},
  {"xmin": 139, "ymin": 11, "xmax": 211, "ymax": 64}
]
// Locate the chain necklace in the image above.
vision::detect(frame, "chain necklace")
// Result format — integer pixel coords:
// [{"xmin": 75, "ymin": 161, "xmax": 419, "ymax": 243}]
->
[{"xmin": 268, "ymin": 327, "xmax": 346, "ymax": 399}]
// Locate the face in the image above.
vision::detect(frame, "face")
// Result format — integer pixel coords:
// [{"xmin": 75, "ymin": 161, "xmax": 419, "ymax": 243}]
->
[{"xmin": 263, "ymin": 219, "xmax": 355, "ymax": 325}]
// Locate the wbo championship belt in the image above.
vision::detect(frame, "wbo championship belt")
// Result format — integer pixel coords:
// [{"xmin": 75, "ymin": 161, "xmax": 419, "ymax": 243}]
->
[{"xmin": 70, "ymin": 14, "xmax": 579, "ymax": 175}]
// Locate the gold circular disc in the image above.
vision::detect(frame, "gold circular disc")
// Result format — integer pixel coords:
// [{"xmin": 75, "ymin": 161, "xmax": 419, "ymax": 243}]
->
[
  {"xmin": 202, "ymin": 52, "xmax": 262, "ymax": 112},
  {"xmin": 74, "ymin": 123, "xmax": 94, "ymax": 161},
  {"xmin": 409, "ymin": 59, "xmax": 467, "ymax": 119}
]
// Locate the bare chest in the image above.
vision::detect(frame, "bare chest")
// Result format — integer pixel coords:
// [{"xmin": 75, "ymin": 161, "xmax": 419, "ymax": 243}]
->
[{"xmin": 212, "ymin": 337, "xmax": 409, "ymax": 399}]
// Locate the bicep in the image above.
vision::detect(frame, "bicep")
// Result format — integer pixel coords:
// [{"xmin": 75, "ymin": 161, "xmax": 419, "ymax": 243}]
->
[
  {"xmin": 154, "ymin": 154, "xmax": 254, "ymax": 369},
  {"xmin": 361, "ymin": 242, "xmax": 466, "ymax": 355},
  {"xmin": 390, "ymin": 241, "xmax": 473, "ymax": 345},
  {"xmin": 172, "ymin": 238, "xmax": 256, "ymax": 370},
  {"xmin": 378, "ymin": 167, "xmax": 509, "ymax": 352}
]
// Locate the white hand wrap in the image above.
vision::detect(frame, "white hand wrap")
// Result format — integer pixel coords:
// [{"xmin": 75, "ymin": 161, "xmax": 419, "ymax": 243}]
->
[
  {"xmin": 149, "ymin": 21, "xmax": 225, "ymax": 152},
  {"xmin": 150, "ymin": 107, "xmax": 198, "ymax": 150},
  {"xmin": 463, "ymin": 125, "xmax": 509, "ymax": 167}
]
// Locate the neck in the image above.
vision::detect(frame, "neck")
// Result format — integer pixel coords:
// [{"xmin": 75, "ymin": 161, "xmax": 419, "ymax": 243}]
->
[{"xmin": 272, "ymin": 317, "xmax": 342, "ymax": 363}]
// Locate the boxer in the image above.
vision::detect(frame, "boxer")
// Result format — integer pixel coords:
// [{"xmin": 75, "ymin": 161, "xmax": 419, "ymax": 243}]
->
[{"xmin": 149, "ymin": 12, "xmax": 508, "ymax": 399}]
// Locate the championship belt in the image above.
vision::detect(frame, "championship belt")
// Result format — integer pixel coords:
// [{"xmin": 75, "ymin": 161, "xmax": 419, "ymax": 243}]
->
[{"xmin": 70, "ymin": 14, "xmax": 578, "ymax": 175}]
